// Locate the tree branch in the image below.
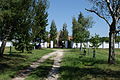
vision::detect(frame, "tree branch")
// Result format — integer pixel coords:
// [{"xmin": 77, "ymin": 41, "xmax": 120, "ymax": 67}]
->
[
  {"xmin": 105, "ymin": 0, "xmax": 114, "ymax": 18},
  {"xmin": 85, "ymin": 8, "xmax": 111, "ymax": 26}
]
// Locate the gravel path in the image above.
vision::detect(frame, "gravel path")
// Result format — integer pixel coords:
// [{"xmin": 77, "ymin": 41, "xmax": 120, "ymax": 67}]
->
[
  {"xmin": 45, "ymin": 50, "xmax": 64, "ymax": 80},
  {"xmin": 12, "ymin": 49, "xmax": 64, "ymax": 80}
]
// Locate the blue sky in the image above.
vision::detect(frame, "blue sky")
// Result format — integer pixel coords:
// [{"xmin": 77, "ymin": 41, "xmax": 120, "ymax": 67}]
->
[{"xmin": 47, "ymin": 0, "xmax": 109, "ymax": 37}]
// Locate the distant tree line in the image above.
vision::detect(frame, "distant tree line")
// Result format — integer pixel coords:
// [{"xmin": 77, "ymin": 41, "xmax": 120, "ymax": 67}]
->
[{"xmin": 100, "ymin": 36, "xmax": 120, "ymax": 42}]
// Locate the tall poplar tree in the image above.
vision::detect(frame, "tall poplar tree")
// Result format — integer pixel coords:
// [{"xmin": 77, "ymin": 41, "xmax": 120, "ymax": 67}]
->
[
  {"xmin": 77, "ymin": 12, "xmax": 92, "ymax": 43},
  {"xmin": 72, "ymin": 17, "xmax": 81, "ymax": 43},
  {"xmin": 59, "ymin": 23, "xmax": 68, "ymax": 42},
  {"xmin": 32, "ymin": 0, "xmax": 49, "ymax": 42},
  {"xmin": 14, "ymin": 0, "xmax": 49, "ymax": 51},
  {"xmin": 72, "ymin": 12, "xmax": 92, "ymax": 44},
  {"xmin": 49, "ymin": 20, "xmax": 57, "ymax": 44}
]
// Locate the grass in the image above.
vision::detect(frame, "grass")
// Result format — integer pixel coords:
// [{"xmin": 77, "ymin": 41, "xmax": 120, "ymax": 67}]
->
[
  {"xmin": 25, "ymin": 58, "xmax": 54, "ymax": 80},
  {"xmin": 59, "ymin": 48, "xmax": 120, "ymax": 80},
  {"xmin": 0, "ymin": 47, "xmax": 53, "ymax": 80}
]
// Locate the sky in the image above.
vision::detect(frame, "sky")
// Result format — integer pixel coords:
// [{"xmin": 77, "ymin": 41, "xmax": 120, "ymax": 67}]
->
[{"xmin": 47, "ymin": 0, "xmax": 109, "ymax": 37}]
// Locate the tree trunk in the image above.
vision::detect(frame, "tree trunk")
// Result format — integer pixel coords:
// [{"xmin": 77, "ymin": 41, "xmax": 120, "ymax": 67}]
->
[
  {"xmin": 0, "ymin": 39, "xmax": 7, "ymax": 57},
  {"xmin": 118, "ymin": 42, "xmax": 119, "ymax": 48},
  {"xmin": 108, "ymin": 23, "xmax": 116, "ymax": 64},
  {"xmin": 93, "ymin": 48, "xmax": 96, "ymax": 58},
  {"xmin": 0, "ymin": 25, "xmax": 12, "ymax": 57},
  {"xmin": 80, "ymin": 42, "xmax": 82, "ymax": 51},
  {"xmin": 102, "ymin": 42, "xmax": 104, "ymax": 49},
  {"xmin": 22, "ymin": 49, "xmax": 24, "ymax": 53}
]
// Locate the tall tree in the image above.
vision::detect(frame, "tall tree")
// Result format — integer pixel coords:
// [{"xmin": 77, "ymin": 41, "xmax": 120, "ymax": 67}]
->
[
  {"xmin": 86, "ymin": 0, "xmax": 120, "ymax": 64},
  {"xmin": 59, "ymin": 23, "xmax": 68, "ymax": 42},
  {"xmin": 0, "ymin": 0, "xmax": 49, "ymax": 55},
  {"xmin": 72, "ymin": 17, "xmax": 81, "ymax": 43},
  {"xmin": 12, "ymin": 0, "xmax": 34, "ymax": 52},
  {"xmin": 49, "ymin": 20, "xmax": 57, "ymax": 43},
  {"xmin": 72, "ymin": 12, "xmax": 92, "ymax": 49},
  {"xmin": 0, "ymin": 0, "xmax": 33, "ymax": 56},
  {"xmin": 13, "ymin": 0, "xmax": 49, "ymax": 51},
  {"xmin": 77, "ymin": 12, "xmax": 92, "ymax": 43},
  {"xmin": 0, "ymin": 0, "xmax": 14, "ymax": 56},
  {"xmin": 32, "ymin": 0, "xmax": 49, "ymax": 42}
]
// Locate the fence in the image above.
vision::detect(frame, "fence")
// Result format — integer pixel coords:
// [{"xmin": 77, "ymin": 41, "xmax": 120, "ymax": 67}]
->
[
  {"xmin": 0, "ymin": 41, "xmax": 120, "ymax": 48},
  {"xmin": 72, "ymin": 42, "xmax": 120, "ymax": 48}
]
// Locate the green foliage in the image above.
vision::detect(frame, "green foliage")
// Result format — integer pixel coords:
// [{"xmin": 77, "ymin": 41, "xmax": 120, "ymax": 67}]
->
[
  {"xmin": 0, "ymin": 0, "xmax": 15, "ymax": 40},
  {"xmin": 49, "ymin": 20, "xmax": 57, "ymax": 42},
  {"xmin": 12, "ymin": 0, "xmax": 34, "ymax": 52},
  {"xmin": 59, "ymin": 23, "xmax": 68, "ymax": 42},
  {"xmin": 100, "ymin": 37, "xmax": 109, "ymax": 42},
  {"xmin": 72, "ymin": 17, "xmax": 82, "ymax": 43},
  {"xmin": 44, "ymin": 31, "xmax": 49, "ymax": 42},
  {"xmin": 72, "ymin": 12, "xmax": 93, "ymax": 43},
  {"xmin": 32, "ymin": 0, "xmax": 49, "ymax": 42},
  {"xmin": 13, "ymin": 39, "xmax": 34, "ymax": 53},
  {"xmin": 116, "ymin": 36, "xmax": 120, "ymax": 42},
  {"xmin": 99, "ymin": 36, "xmax": 120, "ymax": 43},
  {"xmin": 90, "ymin": 34, "xmax": 101, "ymax": 58},
  {"xmin": 0, "ymin": 0, "xmax": 35, "ymax": 55},
  {"xmin": 0, "ymin": 0, "xmax": 49, "ymax": 54},
  {"xmin": 90, "ymin": 34, "xmax": 101, "ymax": 48},
  {"xmin": 78, "ymin": 12, "xmax": 93, "ymax": 29}
]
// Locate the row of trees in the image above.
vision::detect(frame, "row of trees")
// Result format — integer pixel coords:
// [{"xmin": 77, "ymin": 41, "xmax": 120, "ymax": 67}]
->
[
  {"xmin": 100, "ymin": 36, "xmax": 120, "ymax": 42},
  {"xmin": 0, "ymin": 0, "xmax": 49, "ymax": 56},
  {"xmin": 0, "ymin": 0, "xmax": 119, "ymax": 64},
  {"xmin": 49, "ymin": 12, "xmax": 93, "ymax": 48},
  {"xmin": 49, "ymin": 12, "xmax": 118, "ymax": 48},
  {"xmin": 49, "ymin": 20, "xmax": 68, "ymax": 47}
]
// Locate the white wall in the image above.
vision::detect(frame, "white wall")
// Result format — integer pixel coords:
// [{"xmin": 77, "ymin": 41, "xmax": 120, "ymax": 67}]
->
[
  {"xmin": 0, "ymin": 41, "xmax": 120, "ymax": 48},
  {"xmin": 0, "ymin": 41, "xmax": 13, "ymax": 47},
  {"xmin": 71, "ymin": 42, "xmax": 120, "ymax": 49}
]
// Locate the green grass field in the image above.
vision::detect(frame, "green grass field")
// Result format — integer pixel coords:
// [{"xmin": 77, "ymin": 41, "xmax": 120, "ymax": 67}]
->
[
  {"xmin": 0, "ymin": 47, "xmax": 53, "ymax": 80},
  {"xmin": 59, "ymin": 49, "xmax": 120, "ymax": 80}
]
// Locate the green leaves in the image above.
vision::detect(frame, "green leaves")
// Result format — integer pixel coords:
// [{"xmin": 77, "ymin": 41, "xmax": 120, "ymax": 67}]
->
[
  {"xmin": 50, "ymin": 20, "xmax": 57, "ymax": 42},
  {"xmin": 0, "ymin": 0, "xmax": 49, "ymax": 53},
  {"xmin": 90, "ymin": 34, "xmax": 101, "ymax": 48},
  {"xmin": 72, "ymin": 12, "xmax": 93, "ymax": 43},
  {"xmin": 32, "ymin": 0, "xmax": 48, "ymax": 42},
  {"xmin": 59, "ymin": 23, "xmax": 68, "ymax": 42}
]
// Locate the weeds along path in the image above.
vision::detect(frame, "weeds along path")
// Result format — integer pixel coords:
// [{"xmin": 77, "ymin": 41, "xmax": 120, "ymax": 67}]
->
[
  {"xmin": 45, "ymin": 50, "xmax": 64, "ymax": 80},
  {"xmin": 12, "ymin": 49, "xmax": 64, "ymax": 80}
]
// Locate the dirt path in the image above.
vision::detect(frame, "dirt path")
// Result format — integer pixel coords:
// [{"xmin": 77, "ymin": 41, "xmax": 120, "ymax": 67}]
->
[
  {"xmin": 12, "ymin": 49, "xmax": 64, "ymax": 80},
  {"xmin": 45, "ymin": 50, "xmax": 64, "ymax": 80}
]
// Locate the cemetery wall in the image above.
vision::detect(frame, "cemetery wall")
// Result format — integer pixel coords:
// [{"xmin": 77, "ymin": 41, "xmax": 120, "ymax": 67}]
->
[
  {"xmin": 0, "ymin": 41, "xmax": 120, "ymax": 48},
  {"xmin": 72, "ymin": 42, "xmax": 120, "ymax": 48}
]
